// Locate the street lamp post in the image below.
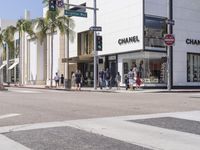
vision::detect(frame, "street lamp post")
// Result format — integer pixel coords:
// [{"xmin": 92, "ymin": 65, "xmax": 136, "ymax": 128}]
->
[{"xmin": 65, "ymin": 0, "xmax": 70, "ymax": 89}]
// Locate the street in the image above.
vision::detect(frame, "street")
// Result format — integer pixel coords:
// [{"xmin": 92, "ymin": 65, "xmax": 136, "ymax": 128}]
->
[{"xmin": 0, "ymin": 87, "xmax": 200, "ymax": 150}]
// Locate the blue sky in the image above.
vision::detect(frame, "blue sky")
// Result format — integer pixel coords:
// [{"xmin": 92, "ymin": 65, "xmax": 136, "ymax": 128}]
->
[{"xmin": 0, "ymin": 0, "xmax": 44, "ymax": 20}]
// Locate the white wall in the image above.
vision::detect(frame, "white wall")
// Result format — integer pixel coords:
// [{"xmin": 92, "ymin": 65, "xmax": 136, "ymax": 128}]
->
[
  {"xmin": 69, "ymin": 0, "xmax": 144, "ymax": 57},
  {"xmin": 98, "ymin": 0, "xmax": 144, "ymax": 55},
  {"xmin": 68, "ymin": 0, "xmax": 94, "ymax": 58},
  {"xmin": 145, "ymin": 0, "xmax": 200, "ymax": 86},
  {"xmin": 173, "ymin": 0, "xmax": 200, "ymax": 86},
  {"xmin": 52, "ymin": 32, "xmax": 60, "ymax": 76},
  {"xmin": 37, "ymin": 41, "xmax": 45, "ymax": 81},
  {"xmin": 29, "ymin": 40, "xmax": 37, "ymax": 83}
]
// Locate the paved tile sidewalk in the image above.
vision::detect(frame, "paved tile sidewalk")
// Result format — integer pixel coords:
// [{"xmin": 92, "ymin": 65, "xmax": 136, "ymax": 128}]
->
[{"xmin": 3, "ymin": 83, "xmax": 200, "ymax": 93}]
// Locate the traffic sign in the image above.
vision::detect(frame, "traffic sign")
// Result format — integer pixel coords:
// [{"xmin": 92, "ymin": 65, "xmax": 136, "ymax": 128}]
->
[
  {"xmin": 164, "ymin": 34, "xmax": 175, "ymax": 46},
  {"xmin": 57, "ymin": 0, "xmax": 64, "ymax": 8},
  {"xmin": 166, "ymin": 19, "xmax": 175, "ymax": 25},
  {"xmin": 96, "ymin": 35, "xmax": 102, "ymax": 51},
  {"xmin": 49, "ymin": 0, "xmax": 56, "ymax": 11},
  {"xmin": 64, "ymin": 10, "xmax": 87, "ymax": 18},
  {"xmin": 89, "ymin": 26, "xmax": 102, "ymax": 31}
]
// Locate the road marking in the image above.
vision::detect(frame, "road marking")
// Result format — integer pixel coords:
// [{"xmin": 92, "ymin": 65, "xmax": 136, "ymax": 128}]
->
[
  {"xmin": 0, "ymin": 111, "xmax": 200, "ymax": 150},
  {"xmin": 0, "ymin": 114, "xmax": 21, "ymax": 120},
  {"xmin": 0, "ymin": 134, "xmax": 30, "ymax": 150},
  {"xmin": 9, "ymin": 90, "xmax": 43, "ymax": 94}
]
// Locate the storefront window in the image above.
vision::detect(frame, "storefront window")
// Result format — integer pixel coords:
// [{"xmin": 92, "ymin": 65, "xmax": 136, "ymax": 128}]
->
[
  {"xmin": 144, "ymin": 16, "xmax": 167, "ymax": 48},
  {"xmin": 78, "ymin": 31, "xmax": 94, "ymax": 56},
  {"xmin": 187, "ymin": 53, "xmax": 200, "ymax": 82},
  {"xmin": 122, "ymin": 52, "xmax": 167, "ymax": 84}
]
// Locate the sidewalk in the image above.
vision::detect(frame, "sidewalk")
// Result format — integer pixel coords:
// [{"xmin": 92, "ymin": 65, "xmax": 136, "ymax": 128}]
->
[{"xmin": 3, "ymin": 83, "xmax": 200, "ymax": 93}]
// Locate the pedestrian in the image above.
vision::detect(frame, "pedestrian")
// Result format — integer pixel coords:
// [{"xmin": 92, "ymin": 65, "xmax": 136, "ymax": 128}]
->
[
  {"xmin": 136, "ymin": 72, "xmax": 142, "ymax": 89},
  {"xmin": 75, "ymin": 70, "xmax": 82, "ymax": 91},
  {"xmin": 98, "ymin": 69, "xmax": 105, "ymax": 89},
  {"xmin": 132, "ymin": 63, "xmax": 138, "ymax": 81},
  {"xmin": 54, "ymin": 72, "xmax": 60, "ymax": 88},
  {"xmin": 115, "ymin": 72, "xmax": 121, "ymax": 90},
  {"xmin": 71, "ymin": 71, "xmax": 76, "ymax": 89},
  {"xmin": 60, "ymin": 74, "xmax": 64, "ymax": 87},
  {"xmin": 124, "ymin": 75, "xmax": 129, "ymax": 90},
  {"xmin": 128, "ymin": 69, "xmax": 134, "ymax": 90},
  {"xmin": 138, "ymin": 61, "xmax": 144, "ymax": 78},
  {"xmin": 105, "ymin": 68, "xmax": 110, "ymax": 89}
]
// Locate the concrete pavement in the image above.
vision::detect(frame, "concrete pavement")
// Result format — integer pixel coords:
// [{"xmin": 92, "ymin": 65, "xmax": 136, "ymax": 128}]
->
[
  {"xmin": 3, "ymin": 83, "xmax": 200, "ymax": 93},
  {"xmin": 1, "ymin": 87, "xmax": 200, "ymax": 149}
]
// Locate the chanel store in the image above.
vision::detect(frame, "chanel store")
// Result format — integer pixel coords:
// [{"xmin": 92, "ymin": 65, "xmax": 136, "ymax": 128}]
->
[
  {"xmin": 70, "ymin": 0, "xmax": 200, "ymax": 88},
  {"xmin": 94, "ymin": 0, "xmax": 200, "ymax": 88}
]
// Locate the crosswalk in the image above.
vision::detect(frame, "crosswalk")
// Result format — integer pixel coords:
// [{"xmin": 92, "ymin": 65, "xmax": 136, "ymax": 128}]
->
[
  {"xmin": 0, "ymin": 114, "xmax": 21, "ymax": 120},
  {"xmin": 0, "ymin": 111, "xmax": 200, "ymax": 150}
]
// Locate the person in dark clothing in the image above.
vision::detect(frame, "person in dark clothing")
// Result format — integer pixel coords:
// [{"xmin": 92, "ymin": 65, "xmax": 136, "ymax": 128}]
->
[
  {"xmin": 98, "ymin": 69, "xmax": 105, "ymax": 89},
  {"xmin": 75, "ymin": 70, "xmax": 82, "ymax": 91},
  {"xmin": 105, "ymin": 68, "xmax": 110, "ymax": 89},
  {"xmin": 124, "ymin": 75, "xmax": 129, "ymax": 90},
  {"xmin": 60, "ymin": 74, "xmax": 64, "ymax": 86}
]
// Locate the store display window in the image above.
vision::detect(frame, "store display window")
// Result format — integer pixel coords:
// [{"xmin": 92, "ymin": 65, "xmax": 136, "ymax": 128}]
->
[{"xmin": 187, "ymin": 53, "xmax": 200, "ymax": 82}]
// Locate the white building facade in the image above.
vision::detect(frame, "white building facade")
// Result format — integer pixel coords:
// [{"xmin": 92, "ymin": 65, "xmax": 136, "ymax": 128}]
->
[
  {"xmin": 65, "ymin": 0, "xmax": 200, "ymax": 88},
  {"xmin": 22, "ymin": 0, "xmax": 200, "ymax": 88}
]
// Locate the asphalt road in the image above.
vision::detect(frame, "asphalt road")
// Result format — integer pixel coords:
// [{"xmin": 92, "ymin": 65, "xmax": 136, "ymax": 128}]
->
[
  {"xmin": 0, "ymin": 87, "xmax": 200, "ymax": 127},
  {"xmin": 0, "ymin": 87, "xmax": 200, "ymax": 150}
]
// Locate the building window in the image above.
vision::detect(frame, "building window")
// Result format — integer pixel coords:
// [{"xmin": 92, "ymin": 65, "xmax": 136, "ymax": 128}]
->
[
  {"xmin": 78, "ymin": 31, "xmax": 94, "ymax": 56},
  {"xmin": 144, "ymin": 16, "xmax": 167, "ymax": 48},
  {"xmin": 122, "ymin": 52, "xmax": 167, "ymax": 84},
  {"xmin": 187, "ymin": 53, "xmax": 200, "ymax": 82}
]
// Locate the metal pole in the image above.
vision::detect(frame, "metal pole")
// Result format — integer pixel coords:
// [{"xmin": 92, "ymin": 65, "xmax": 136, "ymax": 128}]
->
[
  {"xmin": 65, "ymin": 0, "xmax": 70, "ymax": 89},
  {"xmin": 93, "ymin": 0, "xmax": 97, "ymax": 89},
  {"xmin": 167, "ymin": 0, "xmax": 173, "ymax": 91},
  {"xmin": 67, "ymin": 0, "xmax": 70, "ymax": 82}
]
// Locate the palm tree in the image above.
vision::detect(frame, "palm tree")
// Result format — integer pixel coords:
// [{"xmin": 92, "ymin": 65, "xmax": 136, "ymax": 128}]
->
[
  {"xmin": 0, "ymin": 26, "xmax": 17, "ymax": 84},
  {"xmin": 34, "ymin": 9, "xmax": 74, "ymax": 88},
  {"xmin": 0, "ymin": 30, "xmax": 5, "ymax": 87},
  {"xmin": 16, "ymin": 19, "xmax": 34, "ymax": 85}
]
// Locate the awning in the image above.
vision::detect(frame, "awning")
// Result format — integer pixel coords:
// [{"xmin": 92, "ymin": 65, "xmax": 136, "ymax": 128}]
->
[
  {"xmin": 79, "ymin": 54, "xmax": 93, "ymax": 61},
  {"xmin": 0, "ymin": 62, "xmax": 7, "ymax": 70},
  {"xmin": 8, "ymin": 60, "xmax": 19, "ymax": 70},
  {"xmin": 64, "ymin": 55, "xmax": 93, "ymax": 63}
]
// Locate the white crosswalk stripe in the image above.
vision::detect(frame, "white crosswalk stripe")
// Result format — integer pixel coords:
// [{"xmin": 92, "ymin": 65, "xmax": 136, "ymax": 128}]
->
[
  {"xmin": 9, "ymin": 90, "xmax": 43, "ymax": 94},
  {"xmin": 0, "ymin": 114, "xmax": 21, "ymax": 120},
  {"xmin": 0, "ymin": 111, "xmax": 200, "ymax": 150},
  {"xmin": 0, "ymin": 134, "xmax": 30, "ymax": 150}
]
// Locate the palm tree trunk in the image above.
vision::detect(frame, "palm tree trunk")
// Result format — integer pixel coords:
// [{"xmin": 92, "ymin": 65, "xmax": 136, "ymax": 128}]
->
[
  {"xmin": 6, "ymin": 45, "xmax": 10, "ymax": 84},
  {"xmin": 50, "ymin": 33, "xmax": 54, "ymax": 88}
]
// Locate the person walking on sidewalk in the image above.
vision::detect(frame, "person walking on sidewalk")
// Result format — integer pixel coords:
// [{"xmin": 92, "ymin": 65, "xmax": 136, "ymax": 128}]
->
[
  {"xmin": 136, "ymin": 72, "xmax": 142, "ymax": 89},
  {"xmin": 124, "ymin": 75, "xmax": 129, "ymax": 90},
  {"xmin": 60, "ymin": 74, "xmax": 64, "ymax": 87},
  {"xmin": 71, "ymin": 72, "xmax": 76, "ymax": 89},
  {"xmin": 99, "ymin": 69, "xmax": 105, "ymax": 89},
  {"xmin": 115, "ymin": 72, "xmax": 121, "ymax": 90},
  {"xmin": 54, "ymin": 72, "xmax": 60, "ymax": 88},
  {"xmin": 128, "ymin": 69, "xmax": 134, "ymax": 90},
  {"xmin": 75, "ymin": 70, "xmax": 82, "ymax": 91},
  {"xmin": 105, "ymin": 68, "xmax": 111, "ymax": 89}
]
